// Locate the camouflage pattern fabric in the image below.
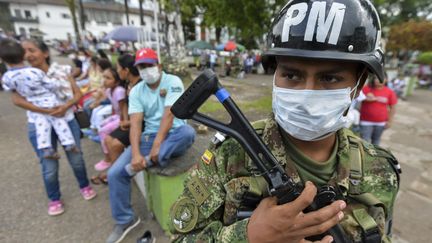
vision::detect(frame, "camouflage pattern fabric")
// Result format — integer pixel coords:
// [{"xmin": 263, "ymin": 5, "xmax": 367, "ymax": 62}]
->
[{"xmin": 170, "ymin": 114, "xmax": 399, "ymax": 243}]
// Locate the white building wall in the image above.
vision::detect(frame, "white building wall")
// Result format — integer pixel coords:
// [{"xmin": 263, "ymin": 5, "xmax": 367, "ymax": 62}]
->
[
  {"xmin": 37, "ymin": 4, "xmax": 77, "ymax": 40},
  {"xmin": 7, "ymin": 1, "xmax": 165, "ymax": 43},
  {"xmin": 9, "ymin": 2, "xmax": 38, "ymax": 38}
]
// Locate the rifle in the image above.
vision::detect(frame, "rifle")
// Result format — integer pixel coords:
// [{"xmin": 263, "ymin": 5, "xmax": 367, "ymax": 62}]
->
[{"xmin": 171, "ymin": 69, "xmax": 351, "ymax": 242}]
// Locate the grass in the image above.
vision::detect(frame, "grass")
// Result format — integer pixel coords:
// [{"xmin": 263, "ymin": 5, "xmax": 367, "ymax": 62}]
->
[{"xmin": 198, "ymin": 94, "xmax": 272, "ymax": 114}]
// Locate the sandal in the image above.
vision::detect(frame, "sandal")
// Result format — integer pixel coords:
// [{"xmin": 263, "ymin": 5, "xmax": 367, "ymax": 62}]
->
[{"xmin": 90, "ymin": 174, "xmax": 108, "ymax": 185}]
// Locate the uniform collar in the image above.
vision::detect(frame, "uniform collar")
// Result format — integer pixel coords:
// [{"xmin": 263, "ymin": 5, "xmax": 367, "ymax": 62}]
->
[{"xmin": 257, "ymin": 113, "xmax": 352, "ymax": 194}]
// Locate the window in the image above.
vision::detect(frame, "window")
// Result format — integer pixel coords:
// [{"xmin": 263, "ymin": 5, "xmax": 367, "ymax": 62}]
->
[
  {"xmin": 14, "ymin": 9, "xmax": 22, "ymax": 18},
  {"xmin": 61, "ymin": 13, "xmax": 71, "ymax": 19},
  {"xmin": 24, "ymin": 10, "xmax": 31, "ymax": 18},
  {"xmin": 46, "ymin": 12, "xmax": 50, "ymax": 18}
]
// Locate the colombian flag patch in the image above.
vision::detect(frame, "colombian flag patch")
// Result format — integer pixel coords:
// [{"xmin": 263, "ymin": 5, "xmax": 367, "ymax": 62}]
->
[{"xmin": 201, "ymin": 149, "xmax": 213, "ymax": 165}]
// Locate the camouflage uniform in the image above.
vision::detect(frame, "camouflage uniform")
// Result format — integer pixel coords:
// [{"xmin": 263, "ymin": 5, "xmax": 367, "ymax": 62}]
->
[{"xmin": 170, "ymin": 115, "xmax": 400, "ymax": 242}]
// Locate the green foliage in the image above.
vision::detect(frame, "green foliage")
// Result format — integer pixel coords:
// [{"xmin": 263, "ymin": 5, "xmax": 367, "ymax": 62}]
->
[
  {"xmin": 387, "ymin": 20, "xmax": 432, "ymax": 52},
  {"xmin": 417, "ymin": 52, "xmax": 432, "ymax": 65},
  {"xmin": 372, "ymin": 0, "xmax": 432, "ymax": 26},
  {"xmin": 163, "ymin": 0, "xmax": 287, "ymax": 49}
]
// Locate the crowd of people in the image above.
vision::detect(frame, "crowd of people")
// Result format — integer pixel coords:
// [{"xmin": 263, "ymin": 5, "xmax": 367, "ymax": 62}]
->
[{"xmin": 0, "ymin": 36, "xmax": 196, "ymax": 242}]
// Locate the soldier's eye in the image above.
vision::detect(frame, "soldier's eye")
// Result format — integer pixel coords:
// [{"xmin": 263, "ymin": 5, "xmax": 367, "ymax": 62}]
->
[
  {"xmin": 283, "ymin": 72, "xmax": 301, "ymax": 81},
  {"xmin": 321, "ymin": 75, "xmax": 342, "ymax": 83}
]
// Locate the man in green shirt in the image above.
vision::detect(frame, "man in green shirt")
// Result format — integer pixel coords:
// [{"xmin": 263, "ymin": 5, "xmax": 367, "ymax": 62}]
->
[{"xmin": 170, "ymin": 0, "xmax": 400, "ymax": 242}]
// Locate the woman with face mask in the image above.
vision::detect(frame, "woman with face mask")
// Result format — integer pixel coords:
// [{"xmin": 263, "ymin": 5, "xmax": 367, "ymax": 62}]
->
[{"xmin": 170, "ymin": 1, "xmax": 401, "ymax": 242}]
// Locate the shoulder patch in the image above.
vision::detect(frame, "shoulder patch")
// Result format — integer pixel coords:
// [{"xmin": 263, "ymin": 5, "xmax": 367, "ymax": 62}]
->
[
  {"xmin": 170, "ymin": 197, "xmax": 198, "ymax": 233},
  {"xmin": 201, "ymin": 149, "xmax": 214, "ymax": 165},
  {"xmin": 187, "ymin": 175, "xmax": 211, "ymax": 205}
]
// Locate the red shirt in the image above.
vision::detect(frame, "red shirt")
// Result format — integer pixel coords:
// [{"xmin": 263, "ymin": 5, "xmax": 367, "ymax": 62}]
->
[{"xmin": 360, "ymin": 86, "xmax": 397, "ymax": 122}]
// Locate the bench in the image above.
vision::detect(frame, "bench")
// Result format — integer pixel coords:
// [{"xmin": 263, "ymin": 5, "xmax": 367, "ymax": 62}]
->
[{"xmin": 133, "ymin": 133, "xmax": 210, "ymax": 234}]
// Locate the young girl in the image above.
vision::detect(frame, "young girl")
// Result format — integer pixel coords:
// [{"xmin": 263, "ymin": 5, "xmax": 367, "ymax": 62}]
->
[{"xmin": 94, "ymin": 68, "xmax": 126, "ymax": 171}]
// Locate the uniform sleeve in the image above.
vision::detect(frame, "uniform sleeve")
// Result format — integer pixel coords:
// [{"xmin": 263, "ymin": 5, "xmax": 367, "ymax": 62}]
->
[
  {"xmin": 170, "ymin": 139, "xmax": 250, "ymax": 243},
  {"xmin": 361, "ymin": 144, "xmax": 400, "ymax": 242},
  {"xmin": 128, "ymin": 83, "xmax": 144, "ymax": 114},
  {"xmin": 164, "ymin": 76, "xmax": 184, "ymax": 107}
]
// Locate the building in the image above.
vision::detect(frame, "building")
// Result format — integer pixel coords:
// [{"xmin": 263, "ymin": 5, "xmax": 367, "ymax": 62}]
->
[{"xmin": 0, "ymin": 0, "xmax": 164, "ymax": 43}]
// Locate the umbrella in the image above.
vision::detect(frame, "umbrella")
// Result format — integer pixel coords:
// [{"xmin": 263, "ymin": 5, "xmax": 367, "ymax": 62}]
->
[
  {"xmin": 186, "ymin": 40, "xmax": 213, "ymax": 50},
  {"xmin": 102, "ymin": 26, "xmax": 141, "ymax": 42},
  {"xmin": 216, "ymin": 41, "xmax": 246, "ymax": 52}
]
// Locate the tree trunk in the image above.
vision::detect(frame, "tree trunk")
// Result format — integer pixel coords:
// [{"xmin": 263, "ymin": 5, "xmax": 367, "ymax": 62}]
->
[
  {"xmin": 139, "ymin": 0, "xmax": 144, "ymax": 25},
  {"xmin": 124, "ymin": 0, "xmax": 130, "ymax": 25},
  {"xmin": 65, "ymin": 0, "xmax": 81, "ymax": 46},
  {"xmin": 215, "ymin": 27, "xmax": 221, "ymax": 43},
  {"xmin": 78, "ymin": 0, "xmax": 85, "ymax": 30}
]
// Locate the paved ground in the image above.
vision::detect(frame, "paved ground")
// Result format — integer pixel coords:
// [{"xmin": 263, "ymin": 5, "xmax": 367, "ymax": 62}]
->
[{"xmin": 1, "ymin": 59, "xmax": 431, "ymax": 242}]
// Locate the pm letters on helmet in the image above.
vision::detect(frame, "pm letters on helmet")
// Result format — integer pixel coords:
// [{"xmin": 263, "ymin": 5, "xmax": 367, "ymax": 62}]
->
[{"xmin": 282, "ymin": 1, "xmax": 346, "ymax": 45}]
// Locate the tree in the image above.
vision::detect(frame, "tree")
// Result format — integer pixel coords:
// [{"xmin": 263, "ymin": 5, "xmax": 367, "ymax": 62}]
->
[
  {"xmin": 373, "ymin": 0, "xmax": 432, "ymax": 26},
  {"xmin": 64, "ymin": 0, "xmax": 81, "ymax": 46},
  {"xmin": 78, "ymin": 0, "xmax": 85, "ymax": 30},
  {"xmin": 138, "ymin": 0, "xmax": 144, "ymax": 25},
  {"xmin": 170, "ymin": 0, "xmax": 287, "ymax": 48},
  {"xmin": 124, "ymin": 0, "xmax": 130, "ymax": 25},
  {"xmin": 387, "ymin": 20, "xmax": 432, "ymax": 52}
]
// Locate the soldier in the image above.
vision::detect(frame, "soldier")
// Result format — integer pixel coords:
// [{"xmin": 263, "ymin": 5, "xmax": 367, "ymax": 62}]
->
[{"xmin": 170, "ymin": 0, "xmax": 400, "ymax": 242}]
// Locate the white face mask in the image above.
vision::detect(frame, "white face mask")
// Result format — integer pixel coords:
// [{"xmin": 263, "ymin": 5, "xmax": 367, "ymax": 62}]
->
[
  {"xmin": 139, "ymin": 66, "xmax": 161, "ymax": 85},
  {"xmin": 272, "ymin": 77, "xmax": 360, "ymax": 141}
]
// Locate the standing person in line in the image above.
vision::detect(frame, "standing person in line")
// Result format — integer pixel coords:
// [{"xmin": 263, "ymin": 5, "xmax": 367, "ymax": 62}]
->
[
  {"xmin": 360, "ymin": 75, "xmax": 397, "ymax": 145},
  {"xmin": 209, "ymin": 51, "xmax": 217, "ymax": 71},
  {"xmin": 105, "ymin": 48, "xmax": 196, "ymax": 243},
  {"xmin": 169, "ymin": 0, "xmax": 400, "ymax": 242},
  {"xmin": 245, "ymin": 55, "xmax": 255, "ymax": 74},
  {"xmin": 8, "ymin": 39, "xmax": 96, "ymax": 216}
]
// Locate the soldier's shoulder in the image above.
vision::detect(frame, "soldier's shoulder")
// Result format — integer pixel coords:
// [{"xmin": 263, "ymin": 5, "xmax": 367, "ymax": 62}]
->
[{"xmin": 358, "ymin": 140, "xmax": 401, "ymax": 197}]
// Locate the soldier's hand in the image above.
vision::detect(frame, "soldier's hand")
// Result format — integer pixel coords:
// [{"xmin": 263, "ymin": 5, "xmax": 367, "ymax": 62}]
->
[{"xmin": 247, "ymin": 181, "xmax": 346, "ymax": 243}]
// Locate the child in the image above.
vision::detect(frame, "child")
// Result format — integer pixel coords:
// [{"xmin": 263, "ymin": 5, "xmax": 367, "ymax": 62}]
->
[
  {"xmin": 93, "ymin": 67, "xmax": 126, "ymax": 171},
  {"xmin": 0, "ymin": 39, "xmax": 77, "ymax": 158}
]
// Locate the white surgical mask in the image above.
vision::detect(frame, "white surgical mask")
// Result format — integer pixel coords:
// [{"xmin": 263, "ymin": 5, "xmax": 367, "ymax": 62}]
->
[
  {"xmin": 139, "ymin": 66, "xmax": 161, "ymax": 85},
  {"xmin": 272, "ymin": 77, "xmax": 359, "ymax": 141}
]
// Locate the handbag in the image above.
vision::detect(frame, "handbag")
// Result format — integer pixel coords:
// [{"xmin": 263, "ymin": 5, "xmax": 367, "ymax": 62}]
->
[{"xmin": 74, "ymin": 108, "xmax": 90, "ymax": 128}]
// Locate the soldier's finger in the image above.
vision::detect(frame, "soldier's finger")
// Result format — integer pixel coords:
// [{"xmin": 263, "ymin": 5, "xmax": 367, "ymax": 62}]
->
[
  {"xmin": 317, "ymin": 235, "xmax": 334, "ymax": 243},
  {"xmin": 280, "ymin": 181, "xmax": 317, "ymax": 216},
  {"xmin": 301, "ymin": 235, "xmax": 335, "ymax": 243},
  {"xmin": 295, "ymin": 200, "xmax": 345, "ymax": 228},
  {"xmin": 294, "ymin": 213, "xmax": 342, "ymax": 238}
]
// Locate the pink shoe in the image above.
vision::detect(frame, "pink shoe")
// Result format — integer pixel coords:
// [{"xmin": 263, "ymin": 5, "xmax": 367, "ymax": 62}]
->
[
  {"xmin": 80, "ymin": 186, "xmax": 97, "ymax": 200},
  {"xmin": 48, "ymin": 200, "xmax": 64, "ymax": 216},
  {"xmin": 94, "ymin": 160, "xmax": 111, "ymax": 171}
]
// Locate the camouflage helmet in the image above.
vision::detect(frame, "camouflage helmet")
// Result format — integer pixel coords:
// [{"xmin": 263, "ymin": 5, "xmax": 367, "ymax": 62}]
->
[{"xmin": 263, "ymin": 0, "xmax": 385, "ymax": 81}]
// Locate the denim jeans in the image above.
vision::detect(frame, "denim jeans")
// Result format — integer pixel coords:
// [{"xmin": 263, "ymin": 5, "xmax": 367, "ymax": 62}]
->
[
  {"xmin": 107, "ymin": 124, "xmax": 196, "ymax": 224},
  {"xmin": 27, "ymin": 118, "xmax": 90, "ymax": 201},
  {"xmin": 360, "ymin": 124, "xmax": 385, "ymax": 145}
]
